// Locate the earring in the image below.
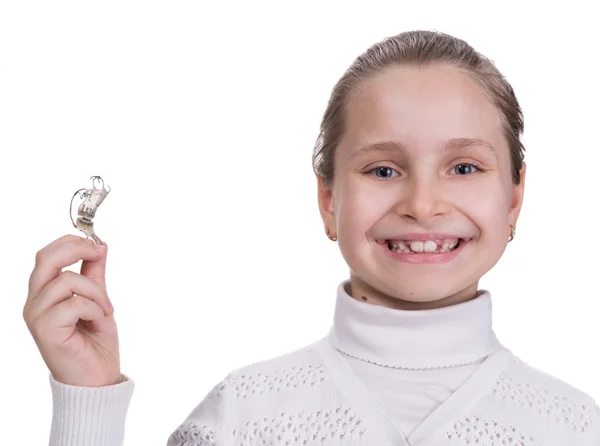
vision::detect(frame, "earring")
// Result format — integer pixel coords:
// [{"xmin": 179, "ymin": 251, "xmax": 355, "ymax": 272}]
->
[
  {"xmin": 326, "ymin": 228, "xmax": 337, "ymax": 242},
  {"xmin": 508, "ymin": 225, "xmax": 516, "ymax": 242}
]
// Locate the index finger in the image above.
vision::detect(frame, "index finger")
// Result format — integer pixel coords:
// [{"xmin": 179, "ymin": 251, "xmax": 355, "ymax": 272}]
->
[{"xmin": 27, "ymin": 235, "xmax": 106, "ymax": 302}]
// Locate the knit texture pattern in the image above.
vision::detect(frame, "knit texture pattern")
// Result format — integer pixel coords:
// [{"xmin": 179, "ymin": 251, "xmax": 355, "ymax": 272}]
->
[
  {"xmin": 164, "ymin": 341, "xmax": 600, "ymax": 446},
  {"xmin": 49, "ymin": 338, "xmax": 600, "ymax": 446}
]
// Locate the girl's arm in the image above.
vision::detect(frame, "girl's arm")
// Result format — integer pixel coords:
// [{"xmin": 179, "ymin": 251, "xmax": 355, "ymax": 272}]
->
[
  {"xmin": 48, "ymin": 373, "xmax": 228, "ymax": 446},
  {"xmin": 166, "ymin": 377, "xmax": 230, "ymax": 446},
  {"xmin": 48, "ymin": 373, "xmax": 134, "ymax": 446}
]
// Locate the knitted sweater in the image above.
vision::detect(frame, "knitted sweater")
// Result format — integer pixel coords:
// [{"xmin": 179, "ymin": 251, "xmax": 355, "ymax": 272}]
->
[{"xmin": 48, "ymin": 282, "xmax": 600, "ymax": 445}]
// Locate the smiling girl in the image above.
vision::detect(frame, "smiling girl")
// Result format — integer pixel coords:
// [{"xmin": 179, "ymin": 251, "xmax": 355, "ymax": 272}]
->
[{"xmin": 25, "ymin": 30, "xmax": 599, "ymax": 446}]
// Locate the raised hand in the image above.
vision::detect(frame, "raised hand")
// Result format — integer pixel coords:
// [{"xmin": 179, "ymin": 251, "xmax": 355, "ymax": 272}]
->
[{"xmin": 23, "ymin": 235, "xmax": 121, "ymax": 387}]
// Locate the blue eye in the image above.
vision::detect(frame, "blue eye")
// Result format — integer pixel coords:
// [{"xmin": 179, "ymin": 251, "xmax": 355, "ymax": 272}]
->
[
  {"xmin": 452, "ymin": 164, "xmax": 480, "ymax": 175},
  {"xmin": 370, "ymin": 166, "xmax": 398, "ymax": 179}
]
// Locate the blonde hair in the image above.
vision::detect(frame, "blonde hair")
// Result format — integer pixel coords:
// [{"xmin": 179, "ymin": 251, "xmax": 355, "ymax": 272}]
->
[{"xmin": 312, "ymin": 30, "xmax": 525, "ymax": 186}]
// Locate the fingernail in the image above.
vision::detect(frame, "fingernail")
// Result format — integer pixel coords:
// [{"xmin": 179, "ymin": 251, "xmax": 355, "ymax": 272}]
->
[{"xmin": 94, "ymin": 243, "xmax": 106, "ymax": 252}]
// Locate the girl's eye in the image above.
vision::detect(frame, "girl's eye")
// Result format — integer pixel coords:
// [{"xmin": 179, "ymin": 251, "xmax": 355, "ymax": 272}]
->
[
  {"xmin": 451, "ymin": 163, "xmax": 480, "ymax": 175},
  {"xmin": 369, "ymin": 166, "xmax": 399, "ymax": 179}
]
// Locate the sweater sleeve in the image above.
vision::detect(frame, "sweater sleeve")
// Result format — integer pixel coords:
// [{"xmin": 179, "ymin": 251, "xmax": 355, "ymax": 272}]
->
[
  {"xmin": 166, "ymin": 377, "xmax": 230, "ymax": 446},
  {"xmin": 584, "ymin": 403, "xmax": 600, "ymax": 445},
  {"xmin": 48, "ymin": 373, "xmax": 135, "ymax": 446}
]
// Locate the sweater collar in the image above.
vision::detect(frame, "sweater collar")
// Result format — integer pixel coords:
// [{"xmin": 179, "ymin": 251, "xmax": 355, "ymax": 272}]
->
[{"xmin": 330, "ymin": 280, "xmax": 501, "ymax": 369}]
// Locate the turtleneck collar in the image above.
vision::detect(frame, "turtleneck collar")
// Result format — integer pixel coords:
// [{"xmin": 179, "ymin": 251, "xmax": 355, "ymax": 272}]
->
[{"xmin": 330, "ymin": 280, "xmax": 501, "ymax": 370}]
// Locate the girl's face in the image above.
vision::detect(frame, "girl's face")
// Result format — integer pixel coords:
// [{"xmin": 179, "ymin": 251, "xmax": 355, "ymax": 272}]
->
[{"xmin": 318, "ymin": 64, "xmax": 525, "ymax": 309}]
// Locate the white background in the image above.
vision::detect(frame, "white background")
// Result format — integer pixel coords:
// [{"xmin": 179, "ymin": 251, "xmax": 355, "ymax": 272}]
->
[{"xmin": 1, "ymin": 1, "xmax": 599, "ymax": 444}]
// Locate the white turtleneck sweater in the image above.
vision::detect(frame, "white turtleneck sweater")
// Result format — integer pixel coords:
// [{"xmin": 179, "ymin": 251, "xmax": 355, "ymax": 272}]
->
[
  {"xmin": 331, "ymin": 282, "xmax": 500, "ymax": 439},
  {"xmin": 48, "ymin": 281, "xmax": 600, "ymax": 445}
]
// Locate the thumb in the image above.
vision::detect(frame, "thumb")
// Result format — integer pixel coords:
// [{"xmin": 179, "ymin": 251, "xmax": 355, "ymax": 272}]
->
[{"xmin": 80, "ymin": 241, "xmax": 108, "ymax": 291}]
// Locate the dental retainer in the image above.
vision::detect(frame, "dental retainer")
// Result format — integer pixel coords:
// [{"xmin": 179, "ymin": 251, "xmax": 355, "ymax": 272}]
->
[{"xmin": 70, "ymin": 176, "xmax": 111, "ymax": 244}]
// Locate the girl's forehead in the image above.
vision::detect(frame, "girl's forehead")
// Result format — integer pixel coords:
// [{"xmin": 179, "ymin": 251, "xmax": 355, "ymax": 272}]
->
[{"xmin": 342, "ymin": 65, "xmax": 506, "ymax": 154}]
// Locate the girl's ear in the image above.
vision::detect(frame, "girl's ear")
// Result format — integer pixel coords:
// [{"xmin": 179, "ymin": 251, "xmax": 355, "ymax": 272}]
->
[
  {"xmin": 317, "ymin": 175, "xmax": 336, "ymax": 236},
  {"xmin": 509, "ymin": 162, "xmax": 526, "ymax": 226}
]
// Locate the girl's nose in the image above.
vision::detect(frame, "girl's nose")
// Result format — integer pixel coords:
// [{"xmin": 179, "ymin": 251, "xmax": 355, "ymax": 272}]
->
[{"xmin": 394, "ymin": 179, "xmax": 447, "ymax": 222}]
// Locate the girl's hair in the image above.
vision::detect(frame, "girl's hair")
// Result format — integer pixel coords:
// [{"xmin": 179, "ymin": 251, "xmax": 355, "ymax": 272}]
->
[{"xmin": 312, "ymin": 30, "xmax": 525, "ymax": 187}]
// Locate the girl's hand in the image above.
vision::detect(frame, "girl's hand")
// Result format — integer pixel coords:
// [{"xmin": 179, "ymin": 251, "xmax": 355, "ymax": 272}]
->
[{"xmin": 23, "ymin": 235, "xmax": 122, "ymax": 387}]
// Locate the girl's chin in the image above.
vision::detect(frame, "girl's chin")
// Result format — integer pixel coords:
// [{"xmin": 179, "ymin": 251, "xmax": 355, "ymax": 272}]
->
[
  {"xmin": 350, "ymin": 270, "xmax": 479, "ymax": 309},
  {"xmin": 367, "ymin": 284, "xmax": 478, "ymax": 309}
]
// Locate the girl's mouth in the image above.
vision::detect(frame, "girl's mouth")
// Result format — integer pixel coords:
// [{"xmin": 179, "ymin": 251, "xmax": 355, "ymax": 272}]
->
[{"xmin": 386, "ymin": 238, "xmax": 464, "ymax": 254}]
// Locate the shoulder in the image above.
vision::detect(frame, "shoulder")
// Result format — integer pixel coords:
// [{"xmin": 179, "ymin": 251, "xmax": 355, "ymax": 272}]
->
[
  {"xmin": 226, "ymin": 337, "xmax": 327, "ymax": 393},
  {"xmin": 204, "ymin": 336, "xmax": 329, "ymax": 407},
  {"xmin": 491, "ymin": 353, "xmax": 600, "ymax": 443},
  {"xmin": 168, "ymin": 337, "xmax": 337, "ymax": 445},
  {"xmin": 499, "ymin": 354, "xmax": 597, "ymax": 410},
  {"xmin": 218, "ymin": 337, "xmax": 366, "ymax": 443},
  {"xmin": 217, "ymin": 337, "xmax": 333, "ymax": 419}
]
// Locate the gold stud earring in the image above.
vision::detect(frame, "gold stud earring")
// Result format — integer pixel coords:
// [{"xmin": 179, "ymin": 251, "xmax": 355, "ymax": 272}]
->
[
  {"xmin": 508, "ymin": 225, "xmax": 516, "ymax": 242},
  {"xmin": 326, "ymin": 228, "xmax": 337, "ymax": 242}
]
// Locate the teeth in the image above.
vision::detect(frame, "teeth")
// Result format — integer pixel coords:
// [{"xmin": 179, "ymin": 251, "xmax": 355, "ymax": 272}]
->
[
  {"xmin": 410, "ymin": 241, "xmax": 424, "ymax": 252},
  {"xmin": 442, "ymin": 240, "xmax": 458, "ymax": 250},
  {"xmin": 388, "ymin": 238, "xmax": 460, "ymax": 254},
  {"xmin": 423, "ymin": 240, "xmax": 437, "ymax": 252}
]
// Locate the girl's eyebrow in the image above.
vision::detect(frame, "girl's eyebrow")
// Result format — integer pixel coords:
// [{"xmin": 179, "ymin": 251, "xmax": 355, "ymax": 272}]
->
[
  {"xmin": 349, "ymin": 138, "xmax": 497, "ymax": 160},
  {"xmin": 348, "ymin": 141, "xmax": 408, "ymax": 160},
  {"xmin": 443, "ymin": 138, "xmax": 498, "ymax": 158}
]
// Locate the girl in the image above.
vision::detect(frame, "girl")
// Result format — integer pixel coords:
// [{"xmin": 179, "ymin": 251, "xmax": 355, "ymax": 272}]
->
[{"xmin": 24, "ymin": 30, "xmax": 599, "ymax": 445}]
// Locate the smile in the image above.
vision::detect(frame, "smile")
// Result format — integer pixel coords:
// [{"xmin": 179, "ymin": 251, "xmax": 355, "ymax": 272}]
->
[
  {"xmin": 377, "ymin": 235, "xmax": 471, "ymax": 264},
  {"xmin": 387, "ymin": 238, "xmax": 462, "ymax": 254}
]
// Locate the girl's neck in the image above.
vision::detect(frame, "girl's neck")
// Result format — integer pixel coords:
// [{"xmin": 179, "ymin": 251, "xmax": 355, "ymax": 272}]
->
[
  {"xmin": 349, "ymin": 273, "xmax": 480, "ymax": 310},
  {"xmin": 331, "ymin": 279, "xmax": 500, "ymax": 369}
]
